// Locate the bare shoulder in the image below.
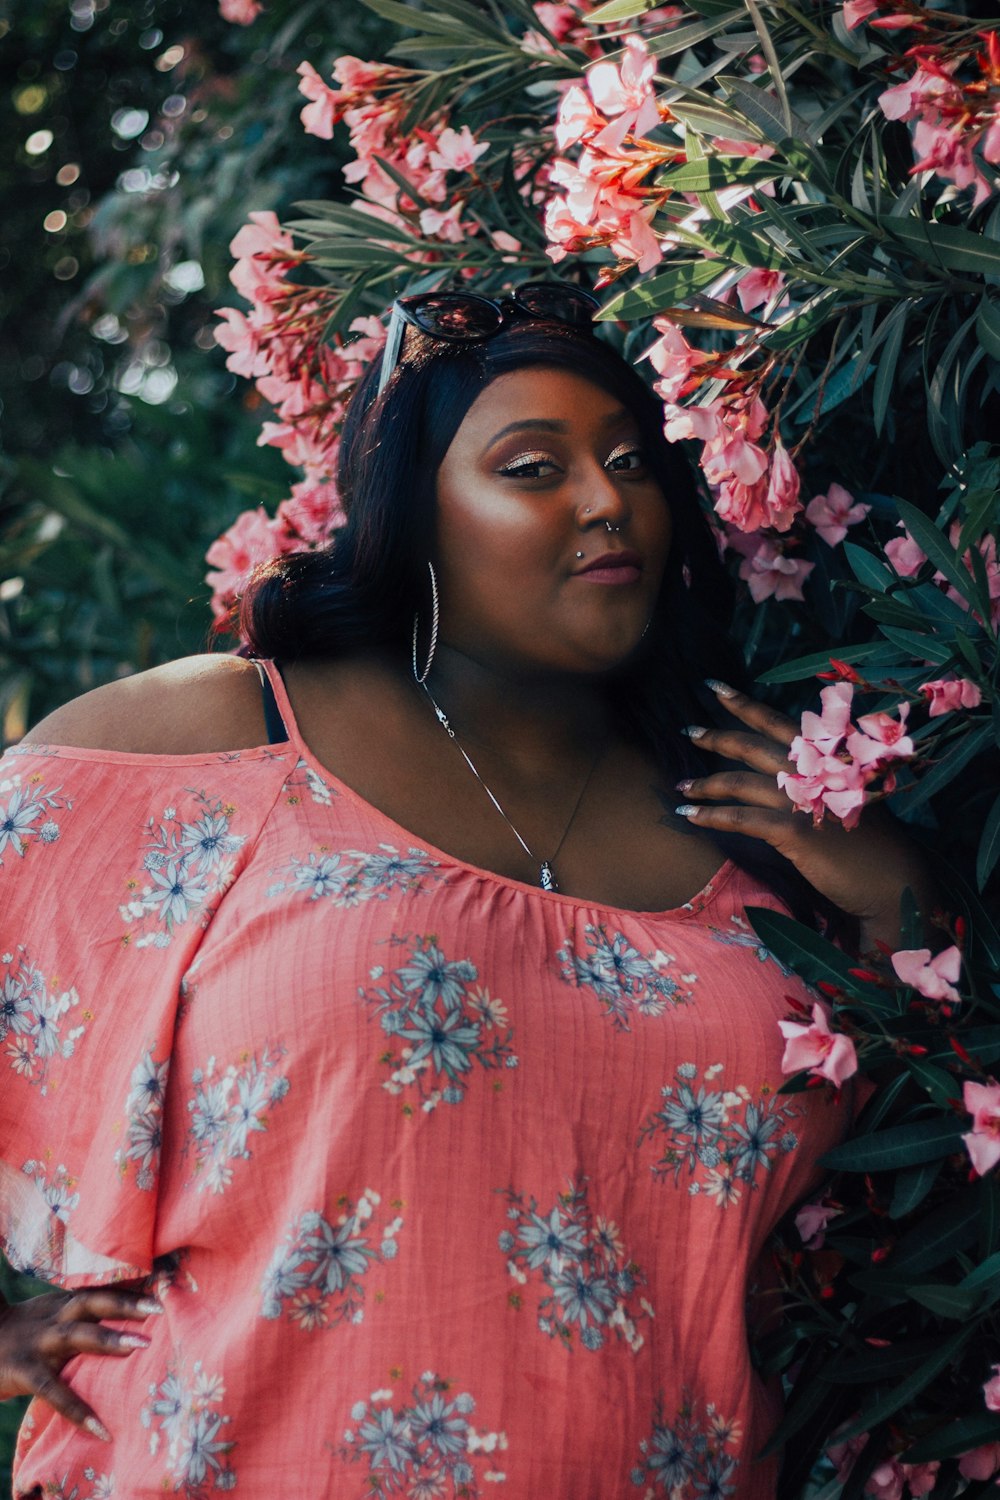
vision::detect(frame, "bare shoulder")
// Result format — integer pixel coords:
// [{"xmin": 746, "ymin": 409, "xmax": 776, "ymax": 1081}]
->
[{"xmin": 22, "ymin": 655, "xmax": 270, "ymax": 755}]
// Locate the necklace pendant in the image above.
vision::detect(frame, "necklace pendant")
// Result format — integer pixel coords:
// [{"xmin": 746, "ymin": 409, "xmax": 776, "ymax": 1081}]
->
[{"xmin": 539, "ymin": 861, "xmax": 558, "ymax": 892}]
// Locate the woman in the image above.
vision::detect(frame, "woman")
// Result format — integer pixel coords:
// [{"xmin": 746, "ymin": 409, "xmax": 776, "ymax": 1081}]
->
[{"xmin": 0, "ymin": 287, "xmax": 927, "ymax": 1499}]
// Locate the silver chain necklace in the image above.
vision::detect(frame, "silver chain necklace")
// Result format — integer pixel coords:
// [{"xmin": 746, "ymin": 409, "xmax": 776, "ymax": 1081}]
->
[{"xmin": 417, "ymin": 679, "xmax": 603, "ymax": 892}]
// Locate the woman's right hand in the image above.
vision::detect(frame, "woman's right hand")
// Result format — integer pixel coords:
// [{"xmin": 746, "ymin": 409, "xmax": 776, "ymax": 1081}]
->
[{"xmin": 0, "ymin": 1287, "xmax": 162, "ymax": 1440}]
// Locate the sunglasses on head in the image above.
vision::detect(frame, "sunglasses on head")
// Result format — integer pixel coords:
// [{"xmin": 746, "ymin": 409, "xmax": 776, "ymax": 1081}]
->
[{"xmin": 376, "ymin": 282, "xmax": 601, "ymax": 395}]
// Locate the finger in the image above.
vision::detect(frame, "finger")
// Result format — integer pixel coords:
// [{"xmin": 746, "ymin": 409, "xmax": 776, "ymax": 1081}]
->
[
  {"xmin": 57, "ymin": 1290, "xmax": 162, "ymax": 1325},
  {"xmin": 678, "ymin": 770, "xmax": 788, "ymax": 810},
  {"xmin": 705, "ymin": 681, "xmax": 797, "ymax": 747},
  {"xmin": 684, "ymin": 725, "xmax": 791, "ymax": 776},
  {"xmin": 38, "ymin": 1321, "xmax": 151, "ymax": 1360},
  {"xmin": 673, "ymin": 801, "xmax": 795, "ymax": 847},
  {"xmin": 20, "ymin": 1365, "xmax": 112, "ymax": 1441}
]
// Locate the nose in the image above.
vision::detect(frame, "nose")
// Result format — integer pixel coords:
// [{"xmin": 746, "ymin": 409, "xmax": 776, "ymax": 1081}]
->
[{"xmin": 575, "ymin": 459, "xmax": 631, "ymax": 533}]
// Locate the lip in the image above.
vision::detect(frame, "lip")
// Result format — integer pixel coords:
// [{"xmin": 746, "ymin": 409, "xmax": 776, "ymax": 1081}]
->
[{"xmin": 575, "ymin": 549, "xmax": 643, "ymax": 585}]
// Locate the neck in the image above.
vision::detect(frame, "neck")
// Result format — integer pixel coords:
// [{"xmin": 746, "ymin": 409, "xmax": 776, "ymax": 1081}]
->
[{"xmin": 418, "ymin": 643, "xmax": 613, "ymax": 770}]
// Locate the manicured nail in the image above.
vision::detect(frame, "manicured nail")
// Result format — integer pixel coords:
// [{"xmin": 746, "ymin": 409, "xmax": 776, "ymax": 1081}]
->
[
  {"xmin": 682, "ymin": 726, "xmax": 707, "ymax": 740},
  {"xmin": 675, "ymin": 805, "xmax": 700, "ymax": 818},
  {"xmin": 85, "ymin": 1416, "xmax": 112, "ymax": 1443},
  {"xmin": 705, "ymin": 679, "xmax": 736, "ymax": 698},
  {"xmin": 137, "ymin": 1299, "xmax": 164, "ymax": 1316},
  {"xmin": 675, "ymin": 779, "xmax": 693, "ymax": 794},
  {"xmin": 119, "ymin": 1333, "xmax": 151, "ymax": 1350}
]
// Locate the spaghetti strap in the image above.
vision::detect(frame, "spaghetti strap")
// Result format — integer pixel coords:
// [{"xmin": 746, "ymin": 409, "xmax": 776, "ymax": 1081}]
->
[{"xmin": 254, "ymin": 659, "xmax": 290, "ymax": 745}]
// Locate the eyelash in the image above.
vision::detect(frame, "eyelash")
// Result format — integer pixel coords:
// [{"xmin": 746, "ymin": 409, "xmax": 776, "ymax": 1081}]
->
[{"xmin": 499, "ymin": 443, "xmax": 646, "ymax": 480}]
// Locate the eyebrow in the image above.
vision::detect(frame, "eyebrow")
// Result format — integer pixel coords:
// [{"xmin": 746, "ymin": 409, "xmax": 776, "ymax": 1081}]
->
[{"xmin": 485, "ymin": 408, "xmax": 632, "ymax": 448}]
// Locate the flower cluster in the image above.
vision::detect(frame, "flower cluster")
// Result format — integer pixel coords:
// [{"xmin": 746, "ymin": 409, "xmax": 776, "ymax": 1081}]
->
[
  {"xmin": 778, "ymin": 681, "xmax": 914, "ymax": 828},
  {"xmin": 845, "ymin": 4, "xmax": 1000, "ymax": 208},
  {"xmin": 886, "ymin": 519, "xmax": 1000, "ymax": 630}
]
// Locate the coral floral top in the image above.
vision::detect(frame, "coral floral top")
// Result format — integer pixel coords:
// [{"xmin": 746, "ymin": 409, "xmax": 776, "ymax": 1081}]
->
[{"xmin": 0, "ymin": 661, "xmax": 851, "ymax": 1500}]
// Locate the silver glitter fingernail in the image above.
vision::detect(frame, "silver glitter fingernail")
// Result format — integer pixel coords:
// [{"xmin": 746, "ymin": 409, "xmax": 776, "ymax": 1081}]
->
[
  {"xmin": 705, "ymin": 679, "xmax": 736, "ymax": 698},
  {"xmin": 681, "ymin": 726, "xmax": 707, "ymax": 740},
  {"xmin": 137, "ymin": 1299, "xmax": 164, "ymax": 1316},
  {"xmin": 675, "ymin": 805, "xmax": 700, "ymax": 818},
  {"xmin": 119, "ymin": 1334, "xmax": 150, "ymax": 1350},
  {"xmin": 85, "ymin": 1416, "xmax": 112, "ymax": 1443}
]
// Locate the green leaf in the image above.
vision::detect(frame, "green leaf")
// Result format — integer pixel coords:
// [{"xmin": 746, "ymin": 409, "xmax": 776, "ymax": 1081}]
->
[
  {"xmin": 597, "ymin": 260, "xmax": 726, "ymax": 320},
  {"xmin": 976, "ymin": 292, "xmax": 1000, "ymax": 362},
  {"xmin": 906, "ymin": 721, "xmax": 994, "ymax": 810},
  {"xmin": 907, "ymin": 1282, "xmax": 980, "ymax": 1318},
  {"xmin": 659, "ymin": 157, "xmax": 782, "ymax": 194},
  {"xmin": 977, "ymin": 791, "xmax": 1000, "ymax": 892},
  {"xmin": 904, "ymin": 1412, "xmax": 1000, "ymax": 1465},
  {"xmin": 961, "ymin": 1248, "xmax": 1000, "ymax": 1295},
  {"xmin": 362, "ymin": 0, "xmax": 476, "ymax": 37},
  {"xmin": 843, "ymin": 544, "xmax": 894, "ymax": 593},
  {"xmin": 670, "ymin": 97, "xmax": 764, "ymax": 143},
  {"xmin": 819, "ymin": 1118, "xmax": 964, "ymax": 1173},
  {"xmin": 879, "ymin": 626, "xmax": 955, "ymax": 665},
  {"xmin": 743, "ymin": 906, "xmax": 879, "ymax": 996},
  {"xmin": 836, "ymin": 1326, "xmax": 970, "ymax": 1439},
  {"xmin": 895, "ymin": 499, "xmax": 983, "ymax": 614},
  {"xmin": 878, "ymin": 1190, "xmax": 980, "ymax": 1277},
  {"xmin": 881, "ymin": 217, "xmax": 1000, "ymax": 277},
  {"xmin": 646, "ymin": 13, "xmax": 740, "ymax": 57},
  {"xmin": 820, "ymin": 1336, "xmax": 943, "ymax": 1384},
  {"xmin": 873, "ymin": 302, "xmax": 909, "ymax": 438},
  {"xmin": 719, "ymin": 74, "xmax": 804, "ymax": 145},
  {"xmin": 755, "ymin": 642, "xmax": 890, "ymax": 685},
  {"xmin": 905, "ymin": 1057, "xmax": 960, "ymax": 1109},
  {"xmin": 889, "ymin": 1159, "xmax": 941, "ymax": 1219},
  {"xmin": 584, "ymin": 0, "xmax": 666, "ymax": 20}
]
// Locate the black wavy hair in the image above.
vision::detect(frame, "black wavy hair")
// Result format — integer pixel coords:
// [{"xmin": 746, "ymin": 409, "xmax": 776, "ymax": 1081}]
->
[{"xmin": 240, "ymin": 317, "xmax": 834, "ymax": 929}]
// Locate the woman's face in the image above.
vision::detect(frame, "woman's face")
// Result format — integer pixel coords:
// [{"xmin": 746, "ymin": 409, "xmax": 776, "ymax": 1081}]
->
[{"xmin": 433, "ymin": 366, "xmax": 673, "ymax": 678}]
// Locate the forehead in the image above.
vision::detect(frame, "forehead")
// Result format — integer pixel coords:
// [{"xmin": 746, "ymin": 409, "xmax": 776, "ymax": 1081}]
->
[{"xmin": 445, "ymin": 366, "xmax": 636, "ymax": 452}]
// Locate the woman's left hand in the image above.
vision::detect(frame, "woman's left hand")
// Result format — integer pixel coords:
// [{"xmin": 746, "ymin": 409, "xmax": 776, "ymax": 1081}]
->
[{"xmin": 674, "ymin": 683, "xmax": 933, "ymax": 949}]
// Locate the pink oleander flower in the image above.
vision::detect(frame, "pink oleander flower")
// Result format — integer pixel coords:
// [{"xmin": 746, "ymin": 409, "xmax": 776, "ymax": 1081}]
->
[
  {"xmin": 643, "ymin": 320, "xmax": 704, "ymax": 402},
  {"xmin": 727, "ymin": 533, "xmax": 814, "ymax": 603},
  {"xmin": 805, "ymin": 483, "xmax": 871, "ymax": 547},
  {"xmin": 214, "ymin": 305, "xmax": 271, "ymax": 379},
  {"xmin": 297, "ymin": 61, "xmax": 340, "ymax": 140},
  {"xmin": 275, "ymin": 479, "xmax": 344, "ymax": 545},
  {"xmin": 891, "ymin": 945, "xmax": 961, "ymax": 1003},
  {"xmin": 842, "ymin": 0, "xmax": 878, "ymax": 27},
  {"xmin": 554, "ymin": 84, "xmax": 608, "ymax": 151},
  {"xmin": 846, "ymin": 702, "xmax": 914, "ymax": 767},
  {"xmin": 609, "ymin": 208, "xmax": 662, "ymax": 272},
  {"xmin": 778, "ymin": 750, "xmax": 869, "ymax": 828},
  {"xmin": 919, "ymin": 676, "xmax": 982, "ymax": 717},
  {"xmin": 985, "ymin": 1364, "xmax": 1000, "ymax": 1411},
  {"xmin": 911, "ymin": 117, "xmax": 993, "ymax": 207},
  {"xmin": 795, "ymin": 1200, "xmax": 842, "ymax": 1249},
  {"xmin": 219, "ymin": 0, "xmax": 262, "ymax": 22},
  {"xmin": 418, "ymin": 202, "xmax": 469, "ymax": 243},
  {"xmin": 428, "ymin": 125, "xmax": 490, "ymax": 174},
  {"xmin": 800, "ymin": 681, "xmax": 855, "ymax": 754},
  {"xmin": 736, "ymin": 268, "xmax": 786, "ymax": 313},
  {"xmin": 963, "ymin": 1080, "xmax": 1000, "ymax": 1176},
  {"xmin": 586, "ymin": 35, "xmax": 660, "ymax": 150},
  {"xmin": 205, "ymin": 506, "xmax": 290, "ymax": 621},
  {"xmin": 959, "ymin": 1442, "xmax": 1000, "ymax": 1481},
  {"xmin": 885, "ymin": 530, "xmax": 927, "ymax": 577},
  {"xmin": 878, "ymin": 67, "xmax": 951, "ymax": 123},
  {"xmin": 778, "ymin": 1002, "xmax": 859, "ymax": 1087},
  {"xmin": 828, "ymin": 1430, "xmax": 869, "ymax": 1484},
  {"xmin": 763, "ymin": 440, "xmax": 803, "ymax": 533},
  {"xmin": 228, "ymin": 211, "xmax": 297, "ymax": 305}
]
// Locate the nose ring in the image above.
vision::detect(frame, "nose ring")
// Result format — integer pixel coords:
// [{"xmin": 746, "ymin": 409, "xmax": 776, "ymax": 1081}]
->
[{"xmin": 606, "ymin": 521, "xmax": 621, "ymax": 533}]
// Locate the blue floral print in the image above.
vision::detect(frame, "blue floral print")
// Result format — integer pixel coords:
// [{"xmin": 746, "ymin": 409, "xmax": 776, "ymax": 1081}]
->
[
  {"xmin": 638, "ymin": 1062, "xmax": 799, "ymax": 1206},
  {"xmin": 119, "ymin": 790, "xmax": 247, "ymax": 949},
  {"xmin": 280, "ymin": 755, "xmax": 337, "ymax": 807},
  {"xmin": 359, "ymin": 937, "xmax": 516, "ymax": 1112},
  {"xmin": 0, "ymin": 947, "xmax": 87, "ymax": 1092},
  {"xmin": 181, "ymin": 1044, "xmax": 289, "ymax": 1194},
  {"xmin": 499, "ymin": 1182, "xmax": 653, "ymax": 1354},
  {"xmin": 0, "ymin": 769, "xmax": 70, "ymax": 866},
  {"xmin": 140, "ymin": 1357, "xmax": 236, "ymax": 1495},
  {"xmin": 707, "ymin": 912, "xmax": 792, "ymax": 973},
  {"xmin": 11, "ymin": 1159, "xmax": 81, "ymax": 1280},
  {"xmin": 339, "ymin": 1372, "xmax": 507, "ymax": 1494},
  {"xmin": 631, "ymin": 1395, "xmax": 741, "ymax": 1497},
  {"xmin": 13, "ymin": 1461, "xmax": 115, "ymax": 1500},
  {"xmin": 261, "ymin": 1189, "xmax": 404, "ymax": 1330},
  {"xmin": 266, "ymin": 840, "xmax": 441, "ymax": 908},
  {"xmin": 556, "ymin": 925, "xmax": 697, "ymax": 1030},
  {"xmin": 116, "ymin": 1045, "xmax": 170, "ymax": 1192}
]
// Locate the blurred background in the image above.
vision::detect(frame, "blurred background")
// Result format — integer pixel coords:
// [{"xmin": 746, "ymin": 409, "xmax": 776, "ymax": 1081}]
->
[{"xmin": 0, "ymin": 0, "xmax": 393, "ymax": 744}]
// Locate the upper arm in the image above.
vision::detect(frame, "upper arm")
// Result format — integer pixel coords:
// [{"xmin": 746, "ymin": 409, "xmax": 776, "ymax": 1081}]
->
[{"xmin": 22, "ymin": 655, "xmax": 270, "ymax": 755}]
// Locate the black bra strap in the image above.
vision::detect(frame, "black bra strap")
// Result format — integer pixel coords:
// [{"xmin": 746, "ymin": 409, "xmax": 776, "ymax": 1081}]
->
[{"xmin": 254, "ymin": 661, "xmax": 290, "ymax": 745}]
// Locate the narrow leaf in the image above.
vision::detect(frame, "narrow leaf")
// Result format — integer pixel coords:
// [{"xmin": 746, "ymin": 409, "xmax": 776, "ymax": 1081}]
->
[
  {"xmin": 819, "ymin": 1119, "xmax": 964, "ymax": 1173},
  {"xmin": 836, "ymin": 1326, "xmax": 969, "ymax": 1438},
  {"xmin": 872, "ymin": 303, "xmax": 908, "ymax": 437},
  {"xmin": 882, "ymin": 217, "xmax": 1000, "ymax": 276},
  {"xmin": 906, "ymin": 721, "xmax": 993, "ymax": 810},
  {"xmin": 896, "ymin": 499, "xmax": 983, "ymax": 617},
  {"xmin": 889, "ymin": 1159, "xmax": 941, "ymax": 1219},
  {"xmin": 907, "ymin": 1283, "xmax": 979, "ymax": 1318},
  {"xmin": 598, "ymin": 260, "xmax": 725, "ymax": 320},
  {"xmin": 904, "ymin": 1412, "xmax": 1000, "ymax": 1465},
  {"xmin": 976, "ymin": 292, "xmax": 1000, "ymax": 362},
  {"xmin": 756, "ymin": 642, "xmax": 891, "ymax": 685},
  {"xmin": 976, "ymin": 790, "xmax": 1000, "ymax": 892},
  {"xmin": 585, "ymin": 0, "xmax": 665, "ymax": 20}
]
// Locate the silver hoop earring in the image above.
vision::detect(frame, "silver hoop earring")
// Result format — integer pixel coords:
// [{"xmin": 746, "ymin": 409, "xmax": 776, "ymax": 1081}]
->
[{"xmin": 412, "ymin": 560, "xmax": 439, "ymax": 684}]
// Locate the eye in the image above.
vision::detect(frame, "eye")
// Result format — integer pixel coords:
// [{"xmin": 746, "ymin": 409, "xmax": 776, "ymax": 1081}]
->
[
  {"xmin": 605, "ymin": 441, "xmax": 647, "ymax": 473},
  {"xmin": 498, "ymin": 451, "xmax": 561, "ymax": 480}
]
